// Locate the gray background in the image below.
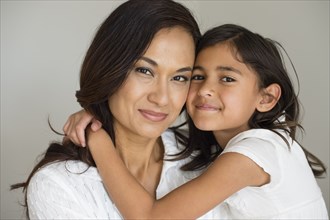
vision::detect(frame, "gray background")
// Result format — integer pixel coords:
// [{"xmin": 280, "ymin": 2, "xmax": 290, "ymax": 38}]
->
[{"xmin": 1, "ymin": 1, "xmax": 329, "ymax": 219}]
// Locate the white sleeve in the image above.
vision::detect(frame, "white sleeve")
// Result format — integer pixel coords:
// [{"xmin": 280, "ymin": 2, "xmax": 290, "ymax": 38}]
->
[
  {"xmin": 222, "ymin": 137, "xmax": 281, "ymax": 188},
  {"xmin": 27, "ymin": 167, "xmax": 92, "ymax": 219}
]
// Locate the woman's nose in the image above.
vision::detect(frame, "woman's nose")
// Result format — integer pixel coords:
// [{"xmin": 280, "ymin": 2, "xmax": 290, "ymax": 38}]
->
[{"xmin": 148, "ymin": 82, "xmax": 169, "ymax": 107}]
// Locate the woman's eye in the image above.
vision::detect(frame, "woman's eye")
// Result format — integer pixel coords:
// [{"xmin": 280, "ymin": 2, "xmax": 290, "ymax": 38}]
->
[
  {"xmin": 191, "ymin": 75, "xmax": 204, "ymax": 81},
  {"xmin": 172, "ymin": 75, "xmax": 189, "ymax": 82},
  {"xmin": 136, "ymin": 67, "xmax": 152, "ymax": 76},
  {"xmin": 221, "ymin": 76, "xmax": 235, "ymax": 82}
]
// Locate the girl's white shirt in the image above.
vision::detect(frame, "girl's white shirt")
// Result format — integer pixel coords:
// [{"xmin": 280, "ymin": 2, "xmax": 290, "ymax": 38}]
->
[
  {"xmin": 220, "ymin": 128, "xmax": 328, "ymax": 219},
  {"xmin": 27, "ymin": 129, "xmax": 225, "ymax": 219}
]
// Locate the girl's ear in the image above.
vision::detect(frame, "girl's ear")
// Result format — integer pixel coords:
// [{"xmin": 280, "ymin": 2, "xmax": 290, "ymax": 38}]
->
[{"xmin": 256, "ymin": 83, "xmax": 281, "ymax": 112}]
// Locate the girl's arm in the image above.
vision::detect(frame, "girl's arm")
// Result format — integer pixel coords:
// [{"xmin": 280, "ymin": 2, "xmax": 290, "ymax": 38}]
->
[{"xmin": 88, "ymin": 129, "xmax": 269, "ymax": 219}]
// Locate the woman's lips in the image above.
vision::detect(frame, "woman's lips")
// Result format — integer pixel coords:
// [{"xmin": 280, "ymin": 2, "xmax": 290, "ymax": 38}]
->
[{"xmin": 139, "ymin": 109, "xmax": 168, "ymax": 122}]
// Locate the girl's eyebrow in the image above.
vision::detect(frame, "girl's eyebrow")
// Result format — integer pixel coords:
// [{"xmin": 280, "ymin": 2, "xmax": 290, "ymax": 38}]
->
[
  {"xmin": 193, "ymin": 65, "xmax": 241, "ymax": 75},
  {"xmin": 193, "ymin": 66, "xmax": 203, "ymax": 71},
  {"xmin": 217, "ymin": 66, "xmax": 242, "ymax": 75},
  {"xmin": 140, "ymin": 56, "xmax": 192, "ymax": 73}
]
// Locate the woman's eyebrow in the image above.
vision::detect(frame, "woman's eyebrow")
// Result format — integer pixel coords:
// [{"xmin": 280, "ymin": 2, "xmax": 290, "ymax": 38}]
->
[
  {"xmin": 141, "ymin": 56, "xmax": 192, "ymax": 73},
  {"xmin": 177, "ymin": 67, "xmax": 193, "ymax": 73},
  {"xmin": 140, "ymin": 56, "xmax": 158, "ymax": 66}
]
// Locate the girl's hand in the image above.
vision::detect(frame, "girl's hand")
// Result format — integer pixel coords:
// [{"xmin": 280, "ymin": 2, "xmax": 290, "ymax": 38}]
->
[{"xmin": 62, "ymin": 109, "xmax": 102, "ymax": 147}]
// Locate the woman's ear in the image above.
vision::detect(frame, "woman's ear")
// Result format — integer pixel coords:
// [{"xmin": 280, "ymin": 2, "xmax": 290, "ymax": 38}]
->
[{"xmin": 256, "ymin": 83, "xmax": 281, "ymax": 112}]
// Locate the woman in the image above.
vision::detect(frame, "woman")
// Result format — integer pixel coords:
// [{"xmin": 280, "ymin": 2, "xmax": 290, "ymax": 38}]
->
[{"xmin": 11, "ymin": 0, "xmax": 224, "ymax": 219}]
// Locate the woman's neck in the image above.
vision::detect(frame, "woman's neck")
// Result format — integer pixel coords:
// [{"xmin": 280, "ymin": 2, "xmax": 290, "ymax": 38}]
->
[
  {"xmin": 114, "ymin": 129, "xmax": 164, "ymax": 197},
  {"xmin": 116, "ymin": 136, "xmax": 163, "ymax": 174}
]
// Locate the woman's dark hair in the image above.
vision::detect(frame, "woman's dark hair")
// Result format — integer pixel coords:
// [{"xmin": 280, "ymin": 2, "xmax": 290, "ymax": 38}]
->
[
  {"xmin": 11, "ymin": 0, "xmax": 201, "ymax": 218},
  {"xmin": 176, "ymin": 24, "xmax": 326, "ymax": 177}
]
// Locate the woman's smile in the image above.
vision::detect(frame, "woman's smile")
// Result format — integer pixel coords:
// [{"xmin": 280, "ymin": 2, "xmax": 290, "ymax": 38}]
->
[{"xmin": 138, "ymin": 109, "xmax": 168, "ymax": 122}]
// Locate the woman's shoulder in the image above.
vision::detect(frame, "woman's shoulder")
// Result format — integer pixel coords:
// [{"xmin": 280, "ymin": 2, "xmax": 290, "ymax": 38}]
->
[
  {"xmin": 27, "ymin": 160, "xmax": 113, "ymax": 218},
  {"xmin": 27, "ymin": 161, "xmax": 102, "ymax": 205},
  {"xmin": 29, "ymin": 160, "xmax": 101, "ymax": 185}
]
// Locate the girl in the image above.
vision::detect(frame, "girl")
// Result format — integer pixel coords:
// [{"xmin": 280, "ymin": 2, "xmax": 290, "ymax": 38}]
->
[{"xmin": 86, "ymin": 24, "xmax": 328, "ymax": 219}]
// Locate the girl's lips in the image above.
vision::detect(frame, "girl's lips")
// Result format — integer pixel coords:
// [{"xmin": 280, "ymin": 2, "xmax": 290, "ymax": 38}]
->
[
  {"xmin": 196, "ymin": 104, "xmax": 220, "ymax": 111},
  {"xmin": 138, "ymin": 109, "xmax": 168, "ymax": 122}
]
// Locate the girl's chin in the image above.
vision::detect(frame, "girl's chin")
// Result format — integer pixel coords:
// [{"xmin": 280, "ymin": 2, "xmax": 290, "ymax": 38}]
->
[{"xmin": 193, "ymin": 122, "xmax": 215, "ymax": 131}]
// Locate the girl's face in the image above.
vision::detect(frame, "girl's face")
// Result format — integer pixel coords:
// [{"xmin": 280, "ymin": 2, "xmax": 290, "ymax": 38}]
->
[
  {"xmin": 109, "ymin": 27, "xmax": 195, "ymax": 139},
  {"xmin": 187, "ymin": 43, "xmax": 262, "ymax": 146}
]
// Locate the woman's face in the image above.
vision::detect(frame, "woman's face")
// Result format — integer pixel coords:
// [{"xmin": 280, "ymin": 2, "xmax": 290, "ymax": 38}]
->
[
  {"xmin": 187, "ymin": 43, "xmax": 261, "ymax": 145},
  {"xmin": 109, "ymin": 27, "xmax": 195, "ymax": 139}
]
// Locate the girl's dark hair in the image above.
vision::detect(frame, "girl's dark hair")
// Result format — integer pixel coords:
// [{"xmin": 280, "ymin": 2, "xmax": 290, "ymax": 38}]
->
[
  {"xmin": 175, "ymin": 24, "xmax": 326, "ymax": 177},
  {"xmin": 11, "ymin": 0, "xmax": 200, "ymax": 218}
]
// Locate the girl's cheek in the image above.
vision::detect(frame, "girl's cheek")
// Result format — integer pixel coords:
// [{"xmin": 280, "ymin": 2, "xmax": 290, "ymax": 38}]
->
[
  {"xmin": 187, "ymin": 89, "xmax": 195, "ymax": 101},
  {"xmin": 186, "ymin": 89, "xmax": 197, "ymax": 109},
  {"xmin": 188, "ymin": 84, "xmax": 199, "ymax": 97}
]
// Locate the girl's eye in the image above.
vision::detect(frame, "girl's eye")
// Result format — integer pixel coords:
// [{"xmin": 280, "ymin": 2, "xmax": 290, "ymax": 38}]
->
[
  {"xmin": 191, "ymin": 75, "xmax": 205, "ymax": 81},
  {"xmin": 221, "ymin": 76, "xmax": 235, "ymax": 82},
  {"xmin": 172, "ymin": 75, "xmax": 189, "ymax": 82},
  {"xmin": 136, "ymin": 67, "xmax": 153, "ymax": 76}
]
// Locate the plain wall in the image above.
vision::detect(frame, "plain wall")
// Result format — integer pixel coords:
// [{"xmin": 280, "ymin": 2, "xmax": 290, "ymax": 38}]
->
[{"xmin": 1, "ymin": 1, "xmax": 329, "ymax": 219}]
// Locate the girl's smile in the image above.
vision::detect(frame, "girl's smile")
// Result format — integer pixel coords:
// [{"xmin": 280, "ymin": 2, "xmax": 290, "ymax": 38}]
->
[{"xmin": 195, "ymin": 103, "xmax": 221, "ymax": 112}]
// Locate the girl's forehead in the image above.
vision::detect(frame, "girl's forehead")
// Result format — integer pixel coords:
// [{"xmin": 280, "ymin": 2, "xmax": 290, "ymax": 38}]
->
[
  {"xmin": 194, "ymin": 42, "xmax": 259, "ymax": 78},
  {"xmin": 195, "ymin": 43, "xmax": 239, "ymax": 64}
]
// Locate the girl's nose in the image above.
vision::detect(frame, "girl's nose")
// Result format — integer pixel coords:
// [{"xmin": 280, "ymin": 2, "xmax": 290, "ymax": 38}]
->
[{"xmin": 197, "ymin": 81, "xmax": 215, "ymax": 97}]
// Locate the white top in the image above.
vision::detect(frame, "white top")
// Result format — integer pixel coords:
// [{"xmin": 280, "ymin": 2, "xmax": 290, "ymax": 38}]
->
[
  {"xmin": 27, "ymin": 130, "xmax": 224, "ymax": 219},
  {"xmin": 220, "ymin": 129, "xmax": 328, "ymax": 219}
]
